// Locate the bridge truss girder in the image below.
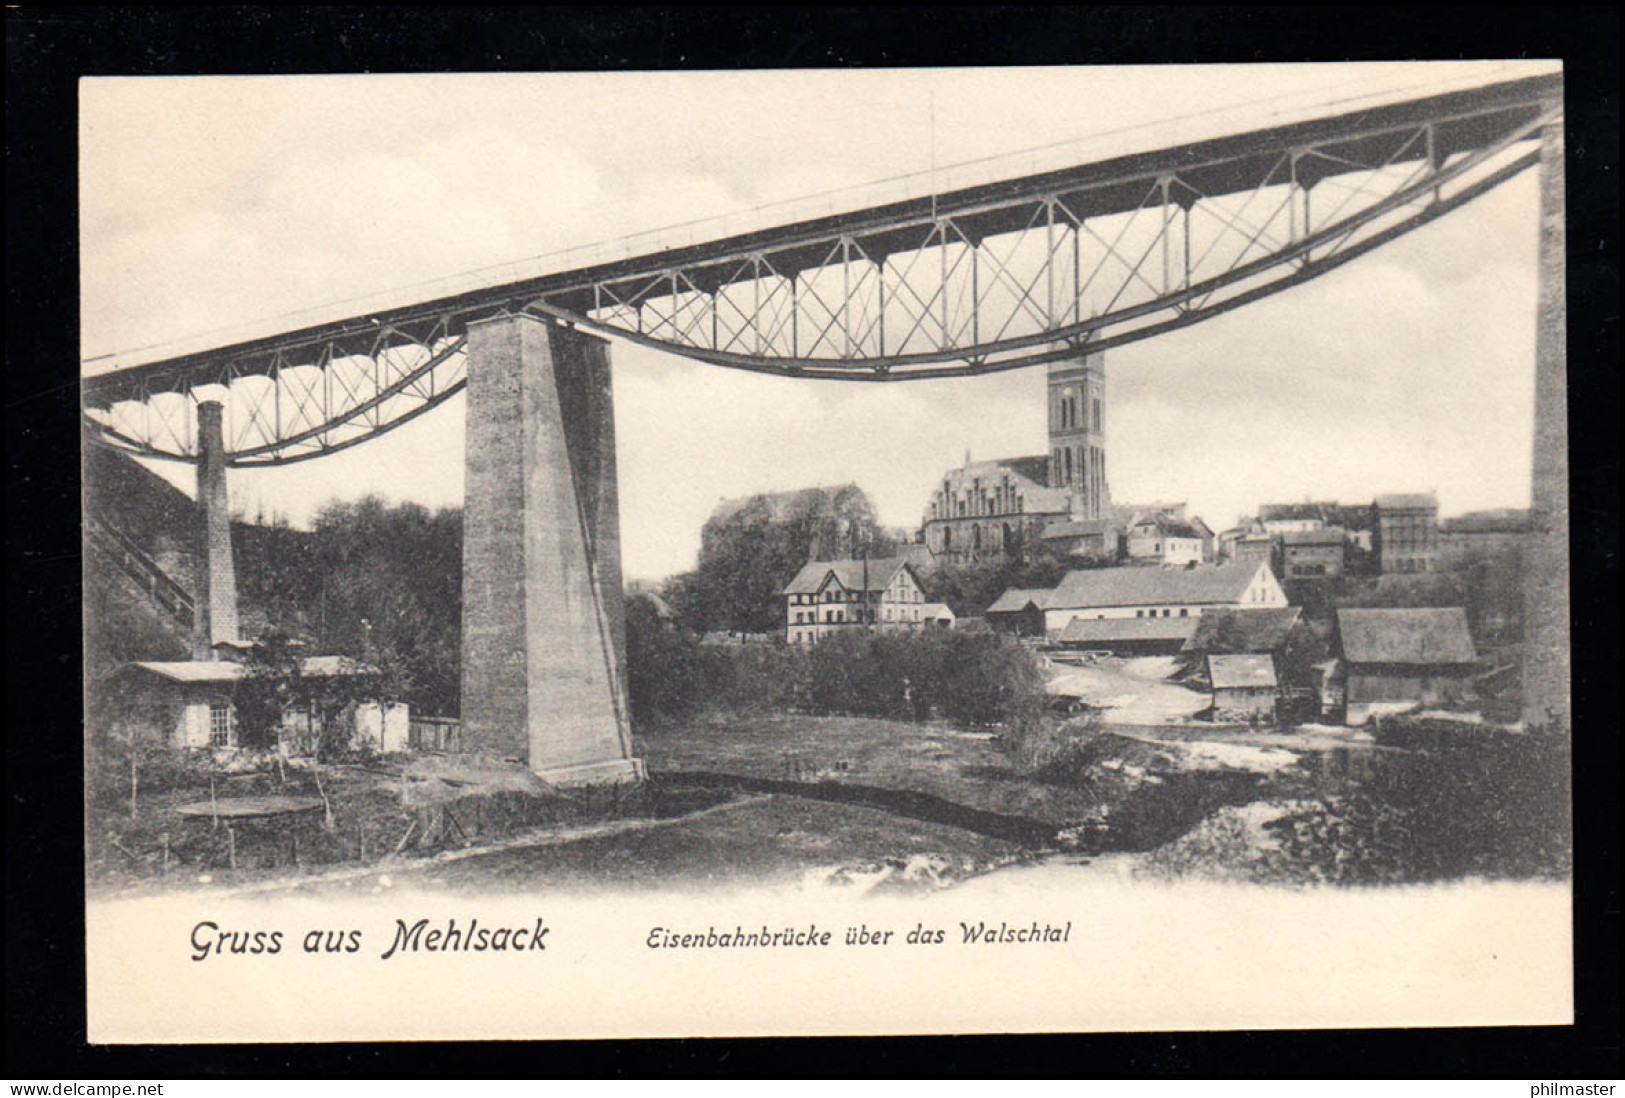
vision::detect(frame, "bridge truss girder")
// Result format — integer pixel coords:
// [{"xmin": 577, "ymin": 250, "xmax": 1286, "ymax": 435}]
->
[{"xmin": 80, "ymin": 74, "xmax": 1559, "ymax": 466}]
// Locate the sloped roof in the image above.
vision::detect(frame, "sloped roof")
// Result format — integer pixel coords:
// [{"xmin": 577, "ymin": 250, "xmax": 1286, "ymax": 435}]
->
[
  {"xmin": 1282, "ymin": 526, "xmax": 1346, "ymax": 546},
  {"xmin": 986, "ymin": 587, "xmax": 1052, "ymax": 614},
  {"xmin": 1322, "ymin": 503, "xmax": 1376, "ymax": 530},
  {"xmin": 1048, "ymin": 562, "xmax": 1265, "ymax": 611},
  {"xmin": 920, "ymin": 603, "xmax": 954, "ymax": 620},
  {"xmin": 1181, "ymin": 606, "xmax": 1302, "ymax": 654},
  {"xmin": 1129, "ymin": 516, "xmax": 1204, "ymax": 539},
  {"xmin": 782, "ymin": 558, "xmax": 913, "ymax": 595},
  {"xmin": 1058, "ymin": 615, "xmax": 1200, "ymax": 644},
  {"xmin": 1208, "ymin": 653, "xmax": 1279, "ymax": 689},
  {"xmin": 1040, "ymin": 518, "xmax": 1116, "ymax": 540},
  {"xmin": 127, "ymin": 656, "xmax": 376, "ymax": 684},
  {"xmin": 1111, "ymin": 502, "xmax": 1186, "ymax": 526},
  {"xmin": 1374, "ymin": 492, "xmax": 1439, "ymax": 511},
  {"xmin": 1440, "ymin": 509, "xmax": 1533, "ymax": 534},
  {"xmin": 1259, "ymin": 502, "xmax": 1334, "ymax": 523},
  {"xmin": 1000, "ymin": 455, "xmax": 1052, "ymax": 486},
  {"xmin": 1336, "ymin": 608, "xmax": 1476, "ymax": 665}
]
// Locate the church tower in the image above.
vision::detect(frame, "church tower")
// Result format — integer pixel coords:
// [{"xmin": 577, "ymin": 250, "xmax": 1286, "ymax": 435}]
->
[{"xmin": 1046, "ymin": 346, "xmax": 1109, "ymax": 519}]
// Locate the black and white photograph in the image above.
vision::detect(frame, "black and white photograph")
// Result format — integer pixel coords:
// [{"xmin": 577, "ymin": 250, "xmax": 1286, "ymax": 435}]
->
[{"xmin": 70, "ymin": 57, "xmax": 1582, "ymax": 1042}]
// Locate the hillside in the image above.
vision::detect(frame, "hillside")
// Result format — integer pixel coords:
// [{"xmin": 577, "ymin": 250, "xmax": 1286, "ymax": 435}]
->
[
  {"xmin": 82, "ymin": 446, "xmax": 463, "ymax": 712},
  {"xmin": 82, "ymin": 445, "xmax": 317, "ymax": 670}
]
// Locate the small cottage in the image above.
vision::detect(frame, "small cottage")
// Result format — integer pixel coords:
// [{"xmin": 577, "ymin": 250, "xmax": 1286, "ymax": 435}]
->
[
  {"xmin": 1333, "ymin": 607, "xmax": 1477, "ymax": 725},
  {"xmin": 110, "ymin": 657, "xmax": 409, "ymax": 754},
  {"xmin": 1207, "ymin": 654, "xmax": 1279, "ymax": 722},
  {"xmin": 984, "ymin": 588, "xmax": 1050, "ymax": 636}
]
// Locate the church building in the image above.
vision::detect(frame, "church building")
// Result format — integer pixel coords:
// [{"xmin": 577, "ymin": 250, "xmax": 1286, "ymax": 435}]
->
[{"xmin": 921, "ymin": 347, "xmax": 1110, "ymax": 566}]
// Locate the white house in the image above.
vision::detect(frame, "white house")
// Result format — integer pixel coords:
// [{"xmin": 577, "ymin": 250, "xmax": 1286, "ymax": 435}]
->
[
  {"xmin": 782, "ymin": 557, "xmax": 930, "ymax": 644},
  {"xmin": 1125, "ymin": 516, "xmax": 1207, "ymax": 566},
  {"xmin": 1041, "ymin": 560, "xmax": 1287, "ymax": 635}
]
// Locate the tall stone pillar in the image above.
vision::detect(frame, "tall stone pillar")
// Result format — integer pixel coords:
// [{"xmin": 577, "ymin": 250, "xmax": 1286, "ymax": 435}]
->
[
  {"xmin": 192, "ymin": 400, "xmax": 240, "ymax": 660},
  {"xmin": 1522, "ymin": 115, "xmax": 1570, "ymax": 730},
  {"xmin": 460, "ymin": 314, "xmax": 643, "ymax": 785}
]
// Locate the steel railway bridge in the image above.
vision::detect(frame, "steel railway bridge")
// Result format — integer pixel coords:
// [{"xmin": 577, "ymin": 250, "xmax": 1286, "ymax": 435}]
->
[{"xmin": 81, "ymin": 72, "xmax": 1569, "ymax": 781}]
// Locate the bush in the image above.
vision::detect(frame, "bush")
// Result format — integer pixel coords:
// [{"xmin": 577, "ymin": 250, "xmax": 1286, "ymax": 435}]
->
[
  {"xmin": 1000, "ymin": 712, "xmax": 1101, "ymax": 776},
  {"xmin": 1267, "ymin": 719, "xmax": 1571, "ymax": 883},
  {"xmin": 791, "ymin": 629, "xmax": 1046, "ymax": 729},
  {"xmin": 625, "ymin": 605, "xmax": 1049, "ymax": 734},
  {"xmin": 625, "ymin": 598, "xmax": 713, "ymax": 727}
]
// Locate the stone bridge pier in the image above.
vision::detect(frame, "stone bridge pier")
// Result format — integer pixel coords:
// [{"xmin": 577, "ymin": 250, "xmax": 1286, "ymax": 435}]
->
[{"xmin": 459, "ymin": 314, "xmax": 645, "ymax": 785}]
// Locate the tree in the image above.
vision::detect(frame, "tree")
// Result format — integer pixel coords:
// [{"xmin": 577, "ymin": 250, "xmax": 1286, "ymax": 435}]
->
[
  {"xmin": 232, "ymin": 634, "xmax": 389, "ymax": 759},
  {"xmin": 305, "ymin": 497, "xmax": 462, "ymax": 714},
  {"xmin": 928, "ymin": 545, "xmax": 1074, "ymax": 618},
  {"xmin": 676, "ymin": 485, "xmax": 896, "ymax": 634}
]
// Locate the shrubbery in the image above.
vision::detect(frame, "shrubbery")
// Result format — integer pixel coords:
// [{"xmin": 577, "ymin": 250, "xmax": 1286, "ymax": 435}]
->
[
  {"xmin": 625, "ymin": 609, "xmax": 1047, "ymax": 733},
  {"xmin": 1266, "ymin": 719, "xmax": 1571, "ymax": 883}
]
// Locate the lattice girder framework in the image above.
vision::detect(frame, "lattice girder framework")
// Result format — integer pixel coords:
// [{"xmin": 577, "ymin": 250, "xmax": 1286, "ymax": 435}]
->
[{"xmin": 81, "ymin": 73, "xmax": 1560, "ymax": 466}]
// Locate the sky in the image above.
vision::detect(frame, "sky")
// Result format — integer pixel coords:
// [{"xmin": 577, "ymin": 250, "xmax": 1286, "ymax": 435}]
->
[{"xmin": 80, "ymin": 62, "xmax": 1557, "ymax": 581}]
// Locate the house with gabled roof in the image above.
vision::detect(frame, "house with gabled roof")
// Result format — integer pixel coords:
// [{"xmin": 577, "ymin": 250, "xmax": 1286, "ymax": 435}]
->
[
  {"xmin": 1125, "ymin": 515, "xmax": 1209, "ymax": 566},
  {"xmin": 1041, "ymin": 560, "xmax": 1287, "ymax": 636},
  {"xmin": 782, "ymin": 557, "xmax": 929, "ymax": 644},
  {"xmin": 108, "ymin": 656, "xmax": 408, "ymax": 753},
  {"xmin": 985, "ymin": 587, "xmax": 1052, "ymax": 637},
  {"xmin": 1331, "ymin": 607, "xmax": 1478, "ymax": 725},
  {"xmin": 1207, "ymin": 654, "xmax": 1280, "ymax": 721}
]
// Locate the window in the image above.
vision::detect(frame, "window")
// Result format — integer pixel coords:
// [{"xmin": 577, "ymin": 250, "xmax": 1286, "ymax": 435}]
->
[
  {"xmin": 1179, "ymin": 608, "xmax": 1188, "ymax": 617},
  {"xmin": 209, "ymin": 701, "xmax": 233, "ymax": 749},
  {"xmin": 1135, "ymin": 609, "xmax": 1144, "ymax": 618}
]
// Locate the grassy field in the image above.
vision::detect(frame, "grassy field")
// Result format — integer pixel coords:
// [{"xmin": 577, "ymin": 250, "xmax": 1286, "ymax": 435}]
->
[
  {"xmin": 637, "ymin": 711, "xmax": 1109, "ymax": 828},
  {"xmin": 287, "ymin": 794, "xmax": 1029, "ymax": 898},
  {"xmin": 92, "ymin": 709, "xmax": 1395, "ymax": 897}
]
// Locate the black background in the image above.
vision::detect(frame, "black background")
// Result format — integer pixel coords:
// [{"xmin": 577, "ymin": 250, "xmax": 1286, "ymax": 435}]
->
[{"xmin": 6, "ymin": 4, "xmax": 1619, "ymax": 1079}]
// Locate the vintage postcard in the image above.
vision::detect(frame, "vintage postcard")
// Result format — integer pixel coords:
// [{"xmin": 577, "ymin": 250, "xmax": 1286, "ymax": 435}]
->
[{"xmin": 80, "ymin": 62, "xmax": 1572, "ymax": 1042}]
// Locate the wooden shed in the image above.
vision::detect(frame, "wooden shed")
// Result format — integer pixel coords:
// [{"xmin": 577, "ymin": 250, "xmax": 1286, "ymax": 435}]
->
[
  {"xmin": 1206, "ymin": 654, "xmax": 1279, "ymax": 722},
  {"xmin": 1333, "ymin": 607, "xmax": 1477, "ymax": 725}
]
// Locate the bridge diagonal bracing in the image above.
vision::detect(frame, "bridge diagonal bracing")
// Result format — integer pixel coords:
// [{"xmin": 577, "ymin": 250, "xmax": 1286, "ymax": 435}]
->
[{"xmin": 80, "ymin": 73, "xmax": 1559, "ymax": 466}]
